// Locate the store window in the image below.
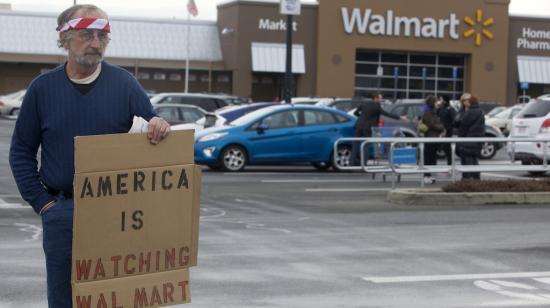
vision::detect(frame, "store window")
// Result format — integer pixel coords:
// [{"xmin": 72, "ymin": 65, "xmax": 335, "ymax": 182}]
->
[
  {"xmin": 153, "ymin": 73, "xmax": 166, "ymax": 81},
  {"xmin": 354, "ymin": 50, "xmax": 466, "ymax": 101},
  {"xmin": 217, "ymin": 75, "xmax": 230, "ymax": 83},
  {"xmin": 169, "ymin": 73, "xmax": 182, "ymax": 81},
  {"xmin": 137, "ymin": 72, "xmax": 150, "ymax": 80}
]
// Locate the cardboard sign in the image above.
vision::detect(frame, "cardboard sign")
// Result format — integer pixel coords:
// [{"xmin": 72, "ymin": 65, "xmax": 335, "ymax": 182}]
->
[{"xmin": 72, "ymin": 131, "xmax": 201, "ymax": 307}]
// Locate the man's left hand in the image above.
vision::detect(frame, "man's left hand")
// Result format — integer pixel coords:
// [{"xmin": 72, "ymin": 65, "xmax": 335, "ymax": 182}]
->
[{"xmin": 147, "ymin": 117, "xmax": 171, "ymax": 144}]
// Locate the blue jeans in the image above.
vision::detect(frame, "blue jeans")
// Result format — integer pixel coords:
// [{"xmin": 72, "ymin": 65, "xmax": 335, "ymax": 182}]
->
[{"xmin": 41, "ymin": 197, "xmax": 74, "ymax": 308}]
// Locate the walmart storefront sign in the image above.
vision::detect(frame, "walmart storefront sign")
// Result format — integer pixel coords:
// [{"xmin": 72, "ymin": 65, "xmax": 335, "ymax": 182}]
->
[{"xmin": 341, "ymin": 7, "xmax": 460, "ymax": 40}]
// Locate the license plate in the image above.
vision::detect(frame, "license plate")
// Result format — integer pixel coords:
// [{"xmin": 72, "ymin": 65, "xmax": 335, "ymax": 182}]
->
[{"xmin": 516, "ymin": 126, "xmax": 528, "ymax": 135}]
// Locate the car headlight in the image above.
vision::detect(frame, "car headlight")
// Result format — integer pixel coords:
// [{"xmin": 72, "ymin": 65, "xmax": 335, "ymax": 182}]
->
[{"xmin": 198, "ymin": 132, "xmax": 228, "ymax": 142}]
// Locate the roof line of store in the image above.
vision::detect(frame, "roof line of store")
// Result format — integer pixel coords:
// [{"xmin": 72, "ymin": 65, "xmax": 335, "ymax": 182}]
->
[
  {"xmin": 217, "ymin": 0, "xmax": 319, "ymax": 9},
  {"xmin": 509, "ymin": 13, "xmax": 550, "ymax": 20},
  {"xmin": 0, "ymin": 9, "xmax": 218, "ymax": 26}
]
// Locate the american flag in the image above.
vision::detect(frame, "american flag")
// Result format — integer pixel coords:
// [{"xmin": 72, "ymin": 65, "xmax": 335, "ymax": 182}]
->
[{"xmin": 187, "ymin": 0, "xmax": 199, "ymax": 17}]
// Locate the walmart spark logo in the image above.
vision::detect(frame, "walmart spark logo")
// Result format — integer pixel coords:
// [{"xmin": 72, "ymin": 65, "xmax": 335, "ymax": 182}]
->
[{"xmin": 463, "ymin": 9, "xmax": 494, "ymax": 46}]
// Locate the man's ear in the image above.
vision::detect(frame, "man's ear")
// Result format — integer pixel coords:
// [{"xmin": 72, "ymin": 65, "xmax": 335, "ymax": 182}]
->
[{"xmin": 60, "ymin": 33, "xmax": 69, "ymax": 50}]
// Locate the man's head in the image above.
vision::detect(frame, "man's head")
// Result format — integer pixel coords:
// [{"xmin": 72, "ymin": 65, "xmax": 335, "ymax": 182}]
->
[
  {"xmin": 57, "ymin": 5, "xmax": 110, "ymax": 68},
  {"xmin": 371, "ymin": 93, "xmax": 383, "ymax": 103}
]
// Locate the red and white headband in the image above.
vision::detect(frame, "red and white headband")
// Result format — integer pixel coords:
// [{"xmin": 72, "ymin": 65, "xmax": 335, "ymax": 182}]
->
[{"xmin": 57, "ymin": 18, "xmax": 110, "ymax": 33}]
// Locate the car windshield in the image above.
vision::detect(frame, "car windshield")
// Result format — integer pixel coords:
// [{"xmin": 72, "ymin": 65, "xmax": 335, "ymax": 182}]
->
[
  {"xmin": 516, "ymin": 100, "xmax": 550, "ymax": 118},
  {"xmin": 493, "ymin": 108, "xmax": 512, "ymax": 119},
  {"xmin": 229, "ymin": 107, "xmax": 276, "ymax": 126},
  {"xmin": 486, "ymin": 106, "xmax": 506, "ymax": 117},
  {"xmin": 224, "ymin": 97, "xmax": 246, "ymax": 105},
  {"xmin": 150, "ymin": 95, "xmax": 166, "ymax": 105}
]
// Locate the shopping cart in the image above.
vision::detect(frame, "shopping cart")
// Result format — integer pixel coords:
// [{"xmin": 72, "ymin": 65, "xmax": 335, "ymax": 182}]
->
[
  {"xmin": 371, "ymin": 126, "xmax": 407, "ymax": 163},
  {"xmin": 367, "ymin": 126, "xmax": 415, "ymax": 181}
]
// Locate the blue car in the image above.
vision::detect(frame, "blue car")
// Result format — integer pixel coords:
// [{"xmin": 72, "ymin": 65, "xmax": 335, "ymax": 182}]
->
[
  {"xmin": 194, "ymin": 105, "xmax": 356, "ymax": 171},
  {"xmin": 216, "ymin": 102, "xmax": 275, "ymax": 122}
]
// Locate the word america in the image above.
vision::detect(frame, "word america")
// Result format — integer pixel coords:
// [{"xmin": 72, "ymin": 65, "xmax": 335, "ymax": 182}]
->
[{"xmin": 79, "ymin": 168, "xmax": 190, "ymax": 199}]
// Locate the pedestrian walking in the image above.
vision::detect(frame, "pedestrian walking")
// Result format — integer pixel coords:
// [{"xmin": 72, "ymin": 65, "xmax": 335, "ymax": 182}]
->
[
  {"xmin": 9, "ymin": 5, "xmax": 171, "ymax": 308},
  {"xmin": 352, "ymin": 93, "xmax": 408, "ymax": 166},
  {"xmin": 436, "ymin": 95, "xmax": 456, "ymax": 165},
  {"xmin": 420, "ymin": 95, "xmax": 445, "ymax": 184},
  {"xmin": 456, "ymin": 93, "xmax": 485, "ymax": 180}
]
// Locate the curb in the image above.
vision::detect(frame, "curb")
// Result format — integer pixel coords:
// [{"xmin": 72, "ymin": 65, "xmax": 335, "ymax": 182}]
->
[{"xmin": 387, "ymin": 189, "xmax": 550, "ymax": 205}]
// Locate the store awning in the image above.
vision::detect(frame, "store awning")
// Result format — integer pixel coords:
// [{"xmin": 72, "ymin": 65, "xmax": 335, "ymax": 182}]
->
[
  {"xmin": 251, "ymin": 42, "xmax": 306, "ymax": 74},
  {"xmin": 517, "ymin": 55, "xmax": 550, "ymax": 84}
]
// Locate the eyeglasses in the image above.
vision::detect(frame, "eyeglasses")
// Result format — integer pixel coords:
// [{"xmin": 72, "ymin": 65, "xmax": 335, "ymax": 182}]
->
[{"xmin": 76, "ymin": 29, "xmax": 110, "ymax": 44}]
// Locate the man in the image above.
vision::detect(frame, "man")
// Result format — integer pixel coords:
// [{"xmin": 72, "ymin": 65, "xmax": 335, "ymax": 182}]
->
[
  {"xmin": 9, "ymin": 5, "xmax": 170, "ymax": 307},
  {"xmin": 352, "ymin": 94, "xmax": 407, "ymax": 166},
  {"xmin": 436, "ymin": 95, "xmax": 456, "ymax": 166}
]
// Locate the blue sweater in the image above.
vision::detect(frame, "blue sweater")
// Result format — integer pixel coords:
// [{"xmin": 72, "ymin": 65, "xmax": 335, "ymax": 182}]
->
[{"xmin": 9, "ymin": 62, "xmax": 156, "ymax": 214}]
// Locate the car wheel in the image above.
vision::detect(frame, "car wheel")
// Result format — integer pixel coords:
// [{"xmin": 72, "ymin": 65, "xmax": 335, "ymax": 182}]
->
[
  {"xmin": 220, "ymin": 145, "xmax": 247, "ymax": 172},
  {"xmin": 522, "ymin": 161, "xmax": 547, "ymax": 176},
  {"xmin": 479, "ymin": 141, "xmax": 497, "ymax": 159},
  {"xmin": 10, "ymin": 108, "xmax": 20, "ymax": 116},
  {"xmin": 332, "ymin": 144, "xmax": 352, "ymax": 171},
  {"xmin": 312, "ymin": 161, "xmax": 331, "ymax": 171}
]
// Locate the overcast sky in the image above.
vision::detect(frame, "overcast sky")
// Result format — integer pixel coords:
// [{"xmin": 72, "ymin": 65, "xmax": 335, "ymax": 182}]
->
[{"xmin": 3, "ymin": 0, "xmax": 550, "ymax": 20}]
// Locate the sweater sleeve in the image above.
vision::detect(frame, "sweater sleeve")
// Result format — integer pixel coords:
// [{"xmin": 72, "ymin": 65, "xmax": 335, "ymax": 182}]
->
[
  {"xmin": 9, "ymin": 84, "xmax": 56, "ymax": 214},
  {"xmin": 129, "ymin": 78, "xmax": 157, "ymax": 121}
]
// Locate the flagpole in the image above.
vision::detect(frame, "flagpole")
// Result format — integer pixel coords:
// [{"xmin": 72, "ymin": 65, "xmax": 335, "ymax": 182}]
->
[{"xmin": 185, "ymin": 9, "xmax": 190, "ymax": 93}]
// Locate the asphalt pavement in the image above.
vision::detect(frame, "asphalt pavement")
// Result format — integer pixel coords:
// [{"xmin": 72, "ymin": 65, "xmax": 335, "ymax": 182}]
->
[{"xmin": 1, "ymin": 118, "xmax": 550, "ymax": 308}]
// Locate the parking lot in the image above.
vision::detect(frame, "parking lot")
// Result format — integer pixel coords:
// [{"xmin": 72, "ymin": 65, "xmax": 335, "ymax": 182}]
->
[{"xmin": 2, "ymin": 117, "xmax": 550, "ymax": 307}]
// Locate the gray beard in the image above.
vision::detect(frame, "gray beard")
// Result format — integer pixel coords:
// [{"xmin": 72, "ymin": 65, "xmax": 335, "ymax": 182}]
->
[{"xmin": 74, "ymin": 54, "xmax": 103, "ymax": 67}]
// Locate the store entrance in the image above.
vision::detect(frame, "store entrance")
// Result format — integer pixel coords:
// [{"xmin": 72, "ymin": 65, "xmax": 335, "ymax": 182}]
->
[
  {"xmin": 354, "ymin": 50, "xmax": 466, "ymax": 101},
  {"xmin": 251, "ymin": 73, "xmax": 296, "ymax": 102}
]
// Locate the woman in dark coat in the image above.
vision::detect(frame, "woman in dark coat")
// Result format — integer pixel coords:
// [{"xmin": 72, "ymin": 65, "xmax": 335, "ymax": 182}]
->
[
  {"xmin": 456, "ymin": 94, "xmax": 485, "ymax": 180},
  {"xmin": 421, "ymin": 95, "xmax": 445, "ymax": 184},
  {"xmin": 436, "ymin": 96, "xmax": 456, "ymax": 165}
]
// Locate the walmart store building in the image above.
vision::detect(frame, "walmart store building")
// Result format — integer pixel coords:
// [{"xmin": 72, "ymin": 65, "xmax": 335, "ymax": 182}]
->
[{"xmin": 1, "ymin": 0, "xmax": 550, "ymax": 104}]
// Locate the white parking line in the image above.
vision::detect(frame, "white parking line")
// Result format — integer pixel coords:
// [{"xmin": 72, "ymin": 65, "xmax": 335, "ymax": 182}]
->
[
  {"xmin": 307, "ymin": 188, "xmax": 393, "ymax": 192},
  {"xmin": 533, "ymin": 277, "xmax": 550, "ymax": 284},
  {"xmin": 263, "ymin": 179, "xmax": 368, "ymax": 183},
  {"xmin": 0, "ymin": 197, "xmax": 25, "ymax": 209},
  {"xmin": 482, "ymin": 173, "xmax": 537, "ymax": 180},
  {"xmin": 481, "ymin": 300, "xmax": 550, "ymax": 307},
  {"xmin": 362, "ymin": 272, "xmax": 550, "ymax": 283},
  {"xmin": 13, "ymin": 223, "xmax": 42, "ymax": 242},
  {"xmin": 0, "ymin": 204, "xmax": 26, "ymax": 209}
]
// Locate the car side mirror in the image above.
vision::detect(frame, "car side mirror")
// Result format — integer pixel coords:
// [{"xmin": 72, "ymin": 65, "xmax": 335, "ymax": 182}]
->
[{"xmin": 257, "ymin": 123, "xmax": 269, "ymax": 133}]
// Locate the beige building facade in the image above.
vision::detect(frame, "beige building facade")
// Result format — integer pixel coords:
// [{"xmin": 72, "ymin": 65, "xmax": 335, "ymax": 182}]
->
[
  {"xmin": 315, "ymin": 0, "xmax": 510, "ymax": 102},
  {"xmin": 2, "ymin": 0, "xmax": 550, "ymax": 104}
]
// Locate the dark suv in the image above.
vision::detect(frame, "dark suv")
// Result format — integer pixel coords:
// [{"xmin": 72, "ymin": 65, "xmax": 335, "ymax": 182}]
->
[
  {"xmin": 380, "ymin": 101, "xmax": 504, "ymax": 159},
  {"xmin": 151, "ymin": 93, "xmax": 246, "ymax": 112}
]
